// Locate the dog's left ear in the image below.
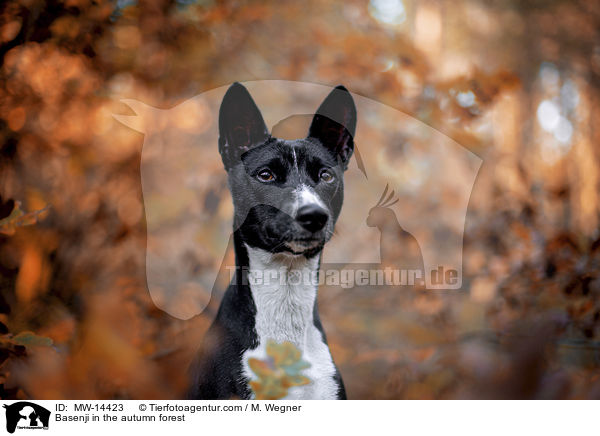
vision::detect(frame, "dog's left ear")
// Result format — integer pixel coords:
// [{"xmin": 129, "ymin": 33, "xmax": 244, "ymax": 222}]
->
[{"xmin": 308, "ymin": 85, "xmax": 357, "ymax": 170}]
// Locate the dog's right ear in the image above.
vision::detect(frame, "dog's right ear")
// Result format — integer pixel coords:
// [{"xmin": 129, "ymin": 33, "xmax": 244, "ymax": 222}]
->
[
  {"xmin": 218, "ymin": 83, "xmax": 269, "ymax": 170},
  {"xmin": 308, "ymin": 85, "xmax": 357, "ymax": 171}
]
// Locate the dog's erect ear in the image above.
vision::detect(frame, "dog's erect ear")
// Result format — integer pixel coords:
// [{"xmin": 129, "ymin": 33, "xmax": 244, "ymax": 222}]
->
[
  {"xmin": 308, "ymin": 85, "xmax": 356, "ymax": 170},
  {"xmin": 219, "ymin": 82, "xmax": 269, "ymax": 169}
]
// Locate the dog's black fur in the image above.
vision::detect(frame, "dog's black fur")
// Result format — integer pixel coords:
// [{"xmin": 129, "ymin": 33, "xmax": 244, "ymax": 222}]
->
[{"xmin": 188, "ymin": 83, "xmax": 356, "ymax": 399}]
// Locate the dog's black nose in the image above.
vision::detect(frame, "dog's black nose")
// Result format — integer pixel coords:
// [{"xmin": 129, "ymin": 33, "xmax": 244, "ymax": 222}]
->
[{"xmin": 296, "ymin": 205, "xmax": 328, "ymax": 232}]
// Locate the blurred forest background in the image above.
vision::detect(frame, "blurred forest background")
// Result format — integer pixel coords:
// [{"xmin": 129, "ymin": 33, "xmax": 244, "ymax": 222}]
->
[{"xmin": 1, "ymin": 0, "xmax": 600, "ymax": 399}]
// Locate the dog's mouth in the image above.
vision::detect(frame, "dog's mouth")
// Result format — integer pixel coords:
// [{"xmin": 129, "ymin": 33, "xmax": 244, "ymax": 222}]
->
[{"xmin": 283, "ymin": 238, "xmax": 323, "ymax": 254}]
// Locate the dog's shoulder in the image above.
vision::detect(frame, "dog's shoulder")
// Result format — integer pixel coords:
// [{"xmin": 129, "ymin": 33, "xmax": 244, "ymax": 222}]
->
[{"xmin": 188, "ymin": 285, "xmax": 257, "ymax": 400}]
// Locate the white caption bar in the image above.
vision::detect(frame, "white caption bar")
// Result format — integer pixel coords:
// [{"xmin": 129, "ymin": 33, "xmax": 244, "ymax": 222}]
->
[{"xmin": 0, "ymin": 400, "xmax": 595, "ymax": 436}]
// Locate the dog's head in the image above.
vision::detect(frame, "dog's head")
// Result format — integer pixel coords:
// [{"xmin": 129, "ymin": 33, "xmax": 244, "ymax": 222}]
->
[{"xmin": 218, "ymin": 83, "xmax": 356, "ymax": 257}]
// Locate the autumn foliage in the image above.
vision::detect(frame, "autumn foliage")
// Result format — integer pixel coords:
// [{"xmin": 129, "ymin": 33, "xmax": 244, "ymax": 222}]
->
[{"xmin": 0, "ymin": 0, "xmax": 600, "ymax": 399}]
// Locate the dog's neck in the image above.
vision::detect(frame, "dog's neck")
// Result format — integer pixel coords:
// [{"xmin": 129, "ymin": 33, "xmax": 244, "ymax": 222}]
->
[{"xmin": 243, "ymin": 243, "xmax": 320, "ymax": 348}]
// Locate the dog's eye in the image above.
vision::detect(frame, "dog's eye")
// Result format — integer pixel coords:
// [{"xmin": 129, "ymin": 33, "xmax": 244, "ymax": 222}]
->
[
  {"xmin": 257, "ymin": 169, "xmax": 275, "ymax": 182},
  {"xmin": 320, "ymin": 169, "xmax": 334, "ymax": 183}
]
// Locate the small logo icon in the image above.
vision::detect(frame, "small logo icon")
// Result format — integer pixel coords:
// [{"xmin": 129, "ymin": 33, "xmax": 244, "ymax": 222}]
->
[{"xmin": 3, "ymin": 402, "xmax": 50, "ymax": 433}]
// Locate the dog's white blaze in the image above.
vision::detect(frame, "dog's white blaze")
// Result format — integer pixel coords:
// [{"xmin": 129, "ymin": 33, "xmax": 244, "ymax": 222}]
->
[
  {"xmin": 242, "ymin": 245, "xmax": 339, "ymax": 400},
  {"xmin": 291, "ymin": 185, "xmax": 326, "ymax": 217},
  {"xmin": 291, "ymin": 146, "xmax": 298, "ymax": 172},
  {"xmin": 295, "ymin": 184, "xmax": 326, "ymax": 209}
]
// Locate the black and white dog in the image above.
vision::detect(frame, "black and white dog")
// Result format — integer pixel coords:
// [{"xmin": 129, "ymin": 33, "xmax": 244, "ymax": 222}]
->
[{"xmin": 188, "ymin": 83, "xmax": 356, "ymax": 400}]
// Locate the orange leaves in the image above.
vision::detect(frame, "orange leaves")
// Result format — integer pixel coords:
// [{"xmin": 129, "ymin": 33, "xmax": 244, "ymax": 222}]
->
[
  {"xmin": 248, "ymin": 341, "xmax": 311, "ymax": 400},
  {"xmin": 113, "ymin": 25, "xmax": 142, "ymax": 51},
  {"xmin": 437, "ymin": 69, "xmax": 521, "ymax": 121},
  {"xmin": 15, "ymin": 244, "xmax": 47, "ymax": 304},
  {"xmin": 0, "ymin": 199, "xmax": 53, "ymax": 305},
  {"xmin": 0, "ymin": 0, "xmax": 597, "ymax": 402},
  {"xmin": 248, "ymin": 359, "xmax": 288, "ymax": 400},
  {"xmin": 0, "ymin": 201, "xmax": 50, "ymax": 237},
  {"xmin": 0, "ymin": 331, "xmax": 52, "ymax": 398},
  {"xmin": 6, "ymin": 107, "xmax": 25, "ymax": 131},
  {"xmin": 11, "ymin": 331, "xmax": 53, "ymax": 348},
  {"xmin": 0, "ymin": 18, "xmax": 21, "ymax": 43},
  {"xmin": 50, "ymin": 16, "xmax": 81, "ymax": 40}
]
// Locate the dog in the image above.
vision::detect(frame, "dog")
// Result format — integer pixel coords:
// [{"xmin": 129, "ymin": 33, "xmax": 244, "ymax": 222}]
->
[{"xmin": 188, "ymin": 82, "xmax": 357, "ymax": 399}]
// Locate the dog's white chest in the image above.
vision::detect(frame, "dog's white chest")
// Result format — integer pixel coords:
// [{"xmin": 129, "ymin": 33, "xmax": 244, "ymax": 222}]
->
[
  {"xmin": 242, "ymin": 325, "xmax": 338, "ymax": 400},
  {"xmin": 242, "ymin": 246, "xmax": 339, "ymax": 400}
]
